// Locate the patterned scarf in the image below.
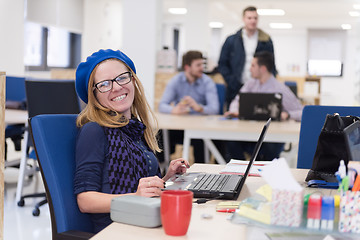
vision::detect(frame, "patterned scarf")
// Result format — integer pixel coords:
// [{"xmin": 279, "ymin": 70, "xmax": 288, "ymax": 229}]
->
[{"xmin": 104, "ymin": 119, "xmax": 149, "ymax": 194}]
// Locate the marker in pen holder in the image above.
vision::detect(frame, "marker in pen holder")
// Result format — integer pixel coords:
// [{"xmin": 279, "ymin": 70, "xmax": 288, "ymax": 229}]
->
[
  {"xmin": 307, "ymin": 194, "xmax": 321, "ymax": 229},
  {"xmin": 320, "ymin": 196, "xmax": 334, "ymax": 231}
]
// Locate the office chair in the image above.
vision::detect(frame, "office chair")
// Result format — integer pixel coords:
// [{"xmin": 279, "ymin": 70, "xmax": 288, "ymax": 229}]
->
[
  {"xmin": 5, "ymin": 76, "xmax": 27, "ymax": 163},
  {"xmin": 215, "ymin": 83, "xmax": 226, "ymax": 115},
  {"xmin": 17, "ymin": 79, "xmax": 81, "ymax": 216},
  {"xmin": 29, "ymin": 114, "xmax": 94, "ymax": 240},
  {"xmin": 297, "ymin": 105, "xmax": 360, "ymax": 169},
  {"xmin": 284, "ymin": 81, "xmax": 298, "ymax": 97}
]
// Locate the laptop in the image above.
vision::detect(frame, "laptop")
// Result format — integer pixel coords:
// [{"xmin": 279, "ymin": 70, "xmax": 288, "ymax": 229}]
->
[
  {"xmin": 165, "ymin": 118, "xmax": 271, "ymax": 200},
  {"xmin": 344, "ymin": 120, "xmax": 360, "ymax": 161},
  {"xmin": 239, "ymin": 93, "xmax": 282, "ymax": 121}
]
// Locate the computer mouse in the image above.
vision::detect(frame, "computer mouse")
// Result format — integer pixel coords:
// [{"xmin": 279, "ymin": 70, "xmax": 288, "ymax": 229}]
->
[{"xmin": 307, "ymin": 180, "xmax": 338, "ymax": 189}]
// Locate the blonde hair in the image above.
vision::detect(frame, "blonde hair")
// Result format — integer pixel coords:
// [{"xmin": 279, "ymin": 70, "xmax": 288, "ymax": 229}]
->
[{"xmin": 76, "ymin": 59, "xmax": 160, "ymax": 152}]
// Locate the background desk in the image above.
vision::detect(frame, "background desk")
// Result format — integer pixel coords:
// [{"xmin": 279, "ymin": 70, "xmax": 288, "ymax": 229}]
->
[
  {"xmin": 91, "ymin": 164, "xmax": 331, "ymax": 240},
  {"xmin": 156, "ymin": 113, "xmax": 301, "ymax": 165},
  {"xmin": 5, "ymin": 109, "xmax": 28, "ymax": 124}
]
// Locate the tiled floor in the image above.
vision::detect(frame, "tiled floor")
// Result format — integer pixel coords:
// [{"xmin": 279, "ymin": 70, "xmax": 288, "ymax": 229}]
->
[{"xmin": 3, "ymin": 139, "xmax": 51, "ymax": 240}]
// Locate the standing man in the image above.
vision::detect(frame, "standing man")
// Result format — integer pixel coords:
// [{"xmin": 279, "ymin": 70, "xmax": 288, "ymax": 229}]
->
[
  {"xmin": 218, "ymin": 6, "xmax": 276, "ymax": 108},
  {"xmin": 225, "ymin": 51, "xmax": 303, "ymax": 161},
  {"xmin": 158, "ymin": 50, "xmax": 219, "ymax": 163}
]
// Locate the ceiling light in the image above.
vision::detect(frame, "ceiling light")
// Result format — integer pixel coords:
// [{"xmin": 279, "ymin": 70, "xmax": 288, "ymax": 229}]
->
[
  {"xmin": 257, "ymin": 9, "xmax": 285, "ymax": 16},
  {"xmin": 168, "ymin": 8, "xmax": 187, "ymax": 15},
  {"xmin": 353, "ymin": 4, "xmax": 360, "ymax": 10},
  {"xmin": 269, "ymin": 23, "xmax": 293, "ymax": 29},
  {"xmin": 341, "ymin": 24, "xmax": 352, "ymax": 30},
  {"xmin": 209, "ymin": 22, "xmax": 223, "ymax": 28},
  {"xmin": 349, "ymin": 11, "xmax": 360, "ymax": 17}
]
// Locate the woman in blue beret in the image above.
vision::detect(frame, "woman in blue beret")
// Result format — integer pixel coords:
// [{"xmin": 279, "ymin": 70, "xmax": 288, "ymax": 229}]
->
[{"xmin": 73, "ymin": 49, "xmax": 190, "ymax": 233}]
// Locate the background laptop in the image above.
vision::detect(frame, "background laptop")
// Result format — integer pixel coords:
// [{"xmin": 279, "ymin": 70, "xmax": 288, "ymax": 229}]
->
[
  {"xmin": 165, "ymin": 118, "xmax": 271, "ymax": 200},
  {"xmin": 239, "ymin": 93, "xmax": 282, "ymax": 121},
  {"xmin": 344, "ymin": 120, "xmax": 360, "ymax": 161}
]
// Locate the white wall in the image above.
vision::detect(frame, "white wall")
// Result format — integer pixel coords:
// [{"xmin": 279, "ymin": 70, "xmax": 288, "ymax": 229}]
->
[
  {"xmin": 82, "ymin": 0, "xmax": 122, "ymax": 59},
  {"xmin": 0, "ymin": 0, "xmax": 24, "ymax": 76},
  {"xmin": 183, "ymin": 0, "xmax": 210, "ymax": 54},
  {"xmin": 27, "ymin": 0, "xmax": 83, "ymax": 33},
  {"xmin": 121, "ymin": 0, "xmax": 162, "ymax": 108},
  {"xmin": 269, "ymin": 29, "xmax": 308, "ymax": 76}
]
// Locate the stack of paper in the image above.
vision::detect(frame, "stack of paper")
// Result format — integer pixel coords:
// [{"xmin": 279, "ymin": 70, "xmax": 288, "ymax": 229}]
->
[{"xmin": 219, "ymin": 159, "xmax": 271, "ymax": 177}]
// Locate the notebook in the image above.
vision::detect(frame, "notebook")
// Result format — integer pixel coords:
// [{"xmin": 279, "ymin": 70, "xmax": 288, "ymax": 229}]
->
[
  {"xmin": 344, "ymin": 120, "xmax": 360, "ymax": 161},
  {"xmin": 239, "ymin": 93, "xmax": 282, "ymax": 121},
  {"xmin": 165, "ymin": 118, "xmax": 271, "ymax": 200}
]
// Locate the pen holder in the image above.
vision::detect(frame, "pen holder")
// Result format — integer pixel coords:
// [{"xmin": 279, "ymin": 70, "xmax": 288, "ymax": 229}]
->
[
  {"xmin": 271, "ymin": 189, "xmax": 303, "ymax": 227},
  {"xmin": 339, "ymin": 191, "xmax": 360, "ymax": 233}
]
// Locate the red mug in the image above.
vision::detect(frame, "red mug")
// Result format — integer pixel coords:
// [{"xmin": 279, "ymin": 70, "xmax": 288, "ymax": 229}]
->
[{"xmin": 161, "ymin": 190, "xmax": 193, "ymax": 236}]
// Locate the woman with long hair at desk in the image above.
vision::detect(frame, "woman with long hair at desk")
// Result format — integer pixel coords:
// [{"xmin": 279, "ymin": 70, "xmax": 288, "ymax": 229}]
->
[{"xmin": 73, "ymin": 49, "xmax": 189, "ymax": 233}]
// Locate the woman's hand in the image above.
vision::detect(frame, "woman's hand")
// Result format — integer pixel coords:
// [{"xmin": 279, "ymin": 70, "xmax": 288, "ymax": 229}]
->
[
  {"xmin": 135, "ymin": 176, "xmax": 164, "ymax": 197},
  {"xmin": 163, "ymin": 158, "xmax": 190, "ymax": 182}
]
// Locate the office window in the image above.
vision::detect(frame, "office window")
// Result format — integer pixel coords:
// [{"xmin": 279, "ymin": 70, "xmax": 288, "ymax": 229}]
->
[
  {"xmin": 307, "ymin": 59, "xmax": 343, "ymax": 77},
  {"xmin": 24, "ymin": 22, "xmax": 81, "ymax": 71},
  {"xmin": 47, "ymin": 27, "xmax": 70, "ymax": 68},
  {"xmin": 24, "ymin": 22, "xmax": 43, "ymax": 66}
]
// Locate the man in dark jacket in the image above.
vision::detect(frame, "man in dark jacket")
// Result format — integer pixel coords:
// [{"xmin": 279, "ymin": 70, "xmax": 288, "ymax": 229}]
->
[{"xmin": 218, "ymin": 6, "xmax": 276, "ymax": 108}]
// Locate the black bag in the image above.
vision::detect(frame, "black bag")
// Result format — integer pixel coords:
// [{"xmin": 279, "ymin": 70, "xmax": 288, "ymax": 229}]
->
[{"xmin": 305, "ymin": 113, "xmax": 360, "ymax": 182}]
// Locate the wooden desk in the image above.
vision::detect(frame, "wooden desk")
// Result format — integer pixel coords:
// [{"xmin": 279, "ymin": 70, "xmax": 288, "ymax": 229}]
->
[
  {"xmin": 156, "ymin": 113, "xmax": 301, "ymax": 164},
  {"xmin": 91, "ymin": 164, "xmax": 332, "ymax": 240},
  {"xmin": 5, "ymin": 109, "xmax": 28, "ymax": 124}
]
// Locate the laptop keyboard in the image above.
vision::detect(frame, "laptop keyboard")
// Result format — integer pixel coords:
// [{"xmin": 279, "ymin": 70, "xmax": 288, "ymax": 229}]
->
[{"xmin": 188, "ymin": 174, "xmax": 231, "ymax": 192}]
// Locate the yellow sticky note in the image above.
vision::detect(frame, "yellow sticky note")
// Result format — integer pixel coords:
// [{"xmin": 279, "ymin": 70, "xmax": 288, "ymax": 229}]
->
[
  {"xmin": 237, "ymin": 204, "xmax": 271, "ymax": 225},
  {"xmin": 256, "ymin": 184, "xmax": 272, "ymax": 201},
  {"xmin": 216, "ymin": 201, "xmax": 240, "ymax": 210}
]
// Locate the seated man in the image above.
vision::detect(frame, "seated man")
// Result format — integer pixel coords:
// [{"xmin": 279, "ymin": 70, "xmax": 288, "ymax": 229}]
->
[
  {"xmin": 158, "ymin": 50, "xmax": 219, "ymax": 163},
  {"xmin": 225, "ymin": 51, "xmax": 303, "ymax": 161}
]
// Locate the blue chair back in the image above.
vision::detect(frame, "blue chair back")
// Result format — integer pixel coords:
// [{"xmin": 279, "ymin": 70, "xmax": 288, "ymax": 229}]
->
[
  {"xmin": 284, "ymin": 81, "xmax": 298, "ymax": 97},
  {"xmin": 297, "ymin": 105, "xmax": 360, "ymax": 169},
  {"xmin": 29, "ymin": 114, "xmax": 94, "ymax": 237},
  {"xmin": 25, "ymin": 79, "xmax": 80, "ymax": 117},
  {"xmin": 216, "ymin": 83, "xmax": 226, "ymax": 114},
  {"xmin": 6, "ymin": 76, "xmax": 26, "ymax": 102}
]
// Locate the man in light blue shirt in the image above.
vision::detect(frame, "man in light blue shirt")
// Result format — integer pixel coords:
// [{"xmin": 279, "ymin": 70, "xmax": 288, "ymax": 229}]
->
[
  {"xmin": 158, "ymin": 51, "xmax": 220, "ymax": 163},
  {"xmin": 159, "ymin": 52, "xmax": 219, "ymax": 115}
]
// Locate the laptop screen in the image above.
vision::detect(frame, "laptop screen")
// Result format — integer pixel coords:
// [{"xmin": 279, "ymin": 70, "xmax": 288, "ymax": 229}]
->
[
  {"xmin": 240, "ymin": 118, "xmax": 271, "ymax": 185},
  {"xmin": 344, "ymin": 121, "xmax": 360, "ymax": 161}
]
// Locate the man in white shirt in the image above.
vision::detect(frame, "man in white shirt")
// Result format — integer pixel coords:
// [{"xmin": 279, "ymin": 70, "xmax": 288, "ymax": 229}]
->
[
  {"xmin": 218, "ymin": 6, "xmax": 276, "ymax": 108},
  {"xmin": 225, "ymin": 51, "xmax": 303, "ymax": 161}
]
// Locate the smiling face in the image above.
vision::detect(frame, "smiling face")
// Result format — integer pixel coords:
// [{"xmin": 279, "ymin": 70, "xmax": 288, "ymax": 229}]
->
[
  {"xmin": 93, "ymin": 60, "xmax": 134, "ymax": 119},
  {"xmin": 185, "ymin": 58, "xmax": 204, "ymax": 82}
]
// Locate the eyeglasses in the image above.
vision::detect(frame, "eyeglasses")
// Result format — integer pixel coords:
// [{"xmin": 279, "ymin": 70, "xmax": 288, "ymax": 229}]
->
[{"xmin": 93, "ymin": 71, "xmax": 132, "ymax": 93}]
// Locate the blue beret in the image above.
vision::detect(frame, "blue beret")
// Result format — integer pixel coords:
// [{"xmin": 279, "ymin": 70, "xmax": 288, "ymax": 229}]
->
[{"xmin": 75, "ymin": 49, "xmax": 136, "ymax": 103}]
